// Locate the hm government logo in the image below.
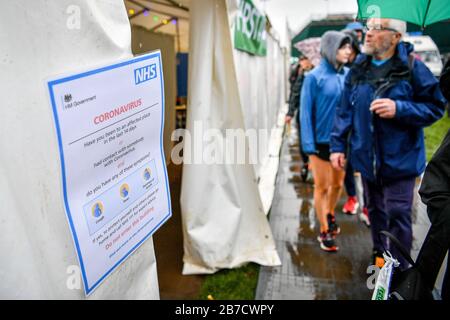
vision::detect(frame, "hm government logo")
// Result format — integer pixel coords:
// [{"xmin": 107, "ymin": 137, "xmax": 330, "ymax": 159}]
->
[
  {"xmin": 134, "ymin": 64, "xmax": 157, "ymax": 85},
  {"xmin": 64, "ymin": 94, "xmax": 72, "ymax": 103}
]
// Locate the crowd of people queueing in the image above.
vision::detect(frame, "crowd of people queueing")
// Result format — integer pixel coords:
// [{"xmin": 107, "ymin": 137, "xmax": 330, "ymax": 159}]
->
[{"xmin": 286, "ymin": 18, "xmax": 450, "ymax": 299}]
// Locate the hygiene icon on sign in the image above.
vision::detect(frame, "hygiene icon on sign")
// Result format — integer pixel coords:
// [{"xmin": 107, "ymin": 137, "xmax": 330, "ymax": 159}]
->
[
  {"xmin": 82, "ymin": 160, "xmax": 159, "ymax": 236},
  {"xmin": 120, "ymin": 183, "xmax": 130, "ymax": 199},
  {"xmin": 143, "ymin": 168, "xmax": 151, "ymax": 181},
  {"xmin": 92, "ymin": 202, "xmax": 104, "ymax": 218}
]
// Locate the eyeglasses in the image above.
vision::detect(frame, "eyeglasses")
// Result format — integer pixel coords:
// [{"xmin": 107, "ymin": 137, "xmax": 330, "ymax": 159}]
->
[{"xmin": 363, "ymin": 24, "xmax": 399, "ymax": 33}]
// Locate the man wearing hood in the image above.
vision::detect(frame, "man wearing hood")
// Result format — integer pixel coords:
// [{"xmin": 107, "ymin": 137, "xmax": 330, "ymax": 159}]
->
[
  {"xmin": 300, "ymin": 31, "xmax": 352, "ymax": 252},
  {"xmin": 330, "ymin": 18, "xmax": 446, "ymax": 269}
]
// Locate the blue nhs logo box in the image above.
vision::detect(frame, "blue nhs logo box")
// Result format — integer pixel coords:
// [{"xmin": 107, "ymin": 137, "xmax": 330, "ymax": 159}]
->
[{"xmin": 134, "ymin": 64, "xmax": 157, "ymax": 84}]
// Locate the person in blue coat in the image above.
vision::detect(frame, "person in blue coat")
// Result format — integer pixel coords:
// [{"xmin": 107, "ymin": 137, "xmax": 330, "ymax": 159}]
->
[
  {"xmin": 330, "ymin": 18, "xmax": 447, "ymax": 269},
  {"xmin": 300, "ymin": 30, "xmax": 352, "ymax": 252}
]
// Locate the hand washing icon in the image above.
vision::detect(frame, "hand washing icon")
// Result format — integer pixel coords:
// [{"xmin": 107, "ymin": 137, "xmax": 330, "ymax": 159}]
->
[
  {"xmin": 143, "ymin": 168, "xmax": 151, "ymax": 181},
  {"xmin": 120, "ymin": 184, "xmax": 130, "ymax": 198},
  {"xmin": 92, "ymin": 202, "xmax": 103, "ymax": 218}
]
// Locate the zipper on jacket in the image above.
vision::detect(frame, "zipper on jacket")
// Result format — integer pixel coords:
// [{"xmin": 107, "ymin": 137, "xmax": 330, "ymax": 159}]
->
[
  {"xmin": 370, "ymin": 68, "xmax": 409, "ymax": 179},
  {"xmin": 370, "ymin": 102, "xmax": 377, "ymax": 179}
]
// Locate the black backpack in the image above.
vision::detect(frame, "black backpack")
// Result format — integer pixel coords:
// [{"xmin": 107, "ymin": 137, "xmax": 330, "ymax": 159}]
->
[{"xmin": 379, "ymin": 231, "xmax": 436, "ymax": 300}]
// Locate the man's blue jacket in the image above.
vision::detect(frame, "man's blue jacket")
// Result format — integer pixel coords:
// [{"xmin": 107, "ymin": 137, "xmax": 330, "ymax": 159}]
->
[{"xmin": 330, "ymin": 42, "xmax": 447, "ymax": 182}]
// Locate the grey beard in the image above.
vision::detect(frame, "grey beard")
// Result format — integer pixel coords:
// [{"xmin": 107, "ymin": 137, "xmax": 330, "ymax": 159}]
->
[{"xmin": 362, "ymin": 38, "xmax": 393, "ymax": 57}]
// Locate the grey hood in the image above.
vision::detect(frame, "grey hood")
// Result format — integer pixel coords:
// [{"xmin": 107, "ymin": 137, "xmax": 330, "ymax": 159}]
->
[{"xmin": 320, "ymin": 31, "xmax": 351, "ymax": 71}]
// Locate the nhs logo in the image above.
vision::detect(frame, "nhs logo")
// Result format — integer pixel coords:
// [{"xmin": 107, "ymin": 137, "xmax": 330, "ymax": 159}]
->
[{"xmin": 134, "ymin": 64, "xmax": 157, "ymax": 84}]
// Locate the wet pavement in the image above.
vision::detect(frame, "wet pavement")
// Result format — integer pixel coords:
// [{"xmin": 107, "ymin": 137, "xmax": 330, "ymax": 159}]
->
[
  {"xmin": 154, "ymin": 133, "xmax": 443, "ymax": 300},
  {"xmin": 255, "ymin": 130, "xmax": 439, "ymax": 300}
]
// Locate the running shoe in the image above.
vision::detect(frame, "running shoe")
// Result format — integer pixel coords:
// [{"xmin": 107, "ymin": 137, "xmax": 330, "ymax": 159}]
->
[
  {"xmin": 327, "ymin": 213, "xmax": 340, "ymax": 236},
  {"xmin": 343, "ymin": 196, "xmax": 359, "ymax": 215},
  {"xmin": 317, "ymin": 231, "xmax": 339, "ymax": 252},
  {"xmin": 359, "ymin": 207, "xmax": 370, "ymax": 227}
]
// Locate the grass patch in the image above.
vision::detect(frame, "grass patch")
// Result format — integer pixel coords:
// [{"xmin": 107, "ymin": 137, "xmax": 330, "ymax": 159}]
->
[
  {"xmin": 198, "ymin": 263, "xmax": 260, "ymax": 300},
  {"xmin": 424, "ymin": 111, "xmax": 450, "ymax": 161}
]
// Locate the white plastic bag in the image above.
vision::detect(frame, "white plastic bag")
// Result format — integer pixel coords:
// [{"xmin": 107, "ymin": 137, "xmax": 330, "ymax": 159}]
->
[{"xmin": 372, "ymin": 252, "xmax": 400, "ymax": 300}]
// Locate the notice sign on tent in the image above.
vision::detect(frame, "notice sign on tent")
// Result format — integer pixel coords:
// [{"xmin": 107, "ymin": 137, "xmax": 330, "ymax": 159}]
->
[
  {"xmin": 47, "ymin": 51, "xmax": 171, "ymax": 295},
  {"xmin": 234, "ymin": 0, "xmax": 267, "ymax": 56}
]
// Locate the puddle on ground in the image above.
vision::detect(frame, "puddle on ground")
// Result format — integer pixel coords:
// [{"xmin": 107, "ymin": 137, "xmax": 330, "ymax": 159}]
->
[
  {"xmin": 285, "ymin": 239, "xmax": 372, "ymax": 299},
  {"xmin": 260, "ymin": 133, "xmax": 374, "ymax": 300}
]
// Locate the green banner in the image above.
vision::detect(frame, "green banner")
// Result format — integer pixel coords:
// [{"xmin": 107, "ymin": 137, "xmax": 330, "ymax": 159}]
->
[{"xmin": 234, "ymin": 0, "xmax": 267, "ymax": 56}]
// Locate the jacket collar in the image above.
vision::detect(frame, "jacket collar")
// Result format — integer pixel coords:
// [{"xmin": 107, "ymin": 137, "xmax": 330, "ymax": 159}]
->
[
  {"xmin": 354, "ymin": 41, "xmax": 413, "ymax": 66},
  {"xmin": 319, "ymin": 58, "xmax": 346, "ymax": 74},
  {"xmin": 351, "ymin": 41, "xmax": 414, "ymax": 83}
]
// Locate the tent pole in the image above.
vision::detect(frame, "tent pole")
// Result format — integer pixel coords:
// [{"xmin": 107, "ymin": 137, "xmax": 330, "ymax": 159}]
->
[
  {"xmin": 149, "ymin": 17, "xmax": 177, "ymax": 31},
  {"xmin": 176, "ymin": 18, "xmax": 181, "ymax": 52},
  {"xmin": 164, "ymin": 0, "xmax": 189, "ymax": 12},
  {"xmin": 129, "ymin": 8, "xmax": 146, "ymax": 19}
]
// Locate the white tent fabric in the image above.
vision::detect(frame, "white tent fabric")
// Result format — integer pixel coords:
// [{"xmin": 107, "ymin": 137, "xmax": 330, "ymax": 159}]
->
[
  {"xmin": 0, "ymin": 0, "xmax": 159, "ymax": 299},
  {"xmin": 232, "ymin": 38, "xmax": 288, "ymax": 212},
  {"xmin": 228, "ymin": 0, "xmax": 288, "ymax": 213},
  {"xmin": 180, "ymin": 0, "xmax": 282, "ymax": 274}
]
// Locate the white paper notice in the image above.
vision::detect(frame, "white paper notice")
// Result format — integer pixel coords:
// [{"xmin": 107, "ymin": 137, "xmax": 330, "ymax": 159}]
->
[{"xmin": 47, "ymin": 51, "xmax": 171, "ymax": 295}]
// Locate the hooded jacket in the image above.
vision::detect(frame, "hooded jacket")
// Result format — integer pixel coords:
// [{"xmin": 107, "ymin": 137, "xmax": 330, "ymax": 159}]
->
[
  {"xmin": 300, "ymin": 31, "xmax": 350, "ymax": 154},
  {"xmin": 330, "ymin": 41, "xmax": 447, "ymax": 182}
]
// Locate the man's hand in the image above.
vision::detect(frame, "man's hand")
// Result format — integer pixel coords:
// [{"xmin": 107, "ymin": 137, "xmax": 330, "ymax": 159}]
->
[
  {"xmin": 330, "ymin": 152, "xmax": 346, "ymax": 170},
  {"xmin": 370, "ymin": 98, "xmax": 396, "ymax": 118},
  {"xmin": 285, "ymin": 115, "xmax": 292, "ymax": 124}
]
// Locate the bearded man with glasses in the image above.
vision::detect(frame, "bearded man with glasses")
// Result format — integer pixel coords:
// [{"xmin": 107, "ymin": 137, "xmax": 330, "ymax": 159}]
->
[{"xmin": 330, "ymin": 18, "xmax": 447, "ymax": 270}]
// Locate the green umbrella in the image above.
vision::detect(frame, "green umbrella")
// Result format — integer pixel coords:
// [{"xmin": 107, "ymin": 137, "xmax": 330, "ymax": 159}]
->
[{"xmin": 357, "ymin": 0, "xmax": 450, "ymax": 28}]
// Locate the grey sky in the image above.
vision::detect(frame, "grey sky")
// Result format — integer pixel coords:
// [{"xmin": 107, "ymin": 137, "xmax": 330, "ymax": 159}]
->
[{"xmin": 262, "ymin": 0, "xmax": 358, "ymax": 34}]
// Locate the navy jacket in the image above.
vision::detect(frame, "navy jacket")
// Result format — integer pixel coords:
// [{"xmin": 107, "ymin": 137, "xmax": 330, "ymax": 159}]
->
[{"xmin": 330, "ymin": 42, "xmax": 447, "ymax": 182}]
